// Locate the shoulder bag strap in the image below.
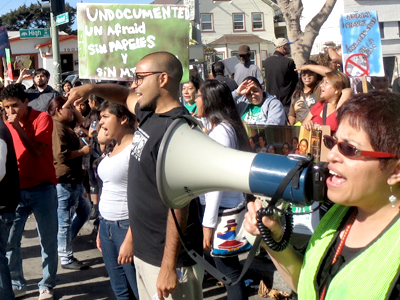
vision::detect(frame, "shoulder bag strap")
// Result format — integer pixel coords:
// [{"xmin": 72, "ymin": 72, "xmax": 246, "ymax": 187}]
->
[
  {"xmin": 170, "ymin": 208, "xmax": 262, "ymax": 286},
  {"xmin": 322, "ymin": 103, "xmax": 328, "ymax": 126}
]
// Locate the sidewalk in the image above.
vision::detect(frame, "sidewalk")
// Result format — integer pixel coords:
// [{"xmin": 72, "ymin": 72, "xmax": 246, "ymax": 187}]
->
[{"xmin": 16, "ymin": 215, "xmax": 291, "ymax": 299}]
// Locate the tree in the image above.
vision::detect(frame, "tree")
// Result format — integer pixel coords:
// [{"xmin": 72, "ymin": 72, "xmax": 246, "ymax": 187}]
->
[
  {"xmin": 277, "ymin": 0, "xmax": 337, "ymax": 67},
  {"xmin": 0, "ymin": 2, "xmax": 76, "ymax": 35}
]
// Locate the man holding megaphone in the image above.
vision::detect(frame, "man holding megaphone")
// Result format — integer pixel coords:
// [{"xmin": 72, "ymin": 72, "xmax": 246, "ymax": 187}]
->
[{"xmin": 65, "ymin": 52, "xmax": 204, "ymax": 300}]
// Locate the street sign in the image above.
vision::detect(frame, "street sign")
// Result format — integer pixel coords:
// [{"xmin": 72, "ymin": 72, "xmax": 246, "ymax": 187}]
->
[
  {"xmin": 56, "ymin": 12, "xmax": 69, "ymax": 26},
  {"xmin": 20, "ymin": 28, "xmax": 51, "ymax": 39}
]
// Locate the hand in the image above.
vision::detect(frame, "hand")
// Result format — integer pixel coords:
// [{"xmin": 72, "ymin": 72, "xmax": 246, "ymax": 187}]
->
[
  {"xmin": 203, "ymin": 227, "xmax": 214, "ymax": 251},
  {"xmin": 236, "ymin": 79, "xmax": 253, "ymax": 95},
  {"xmin": 96, "ymin": 228, "xmax": 102, "ymax": 252},
  {"xmin": 6, "ymin": 113, "xmax": 21, "ymax": 129},
  {"xmin": 302, "ymin": 119, "xmax": 314, "ymax": 131},
  {"xmin": 64, "ymin": 84, "xmax": 95, "ymax": 108},
  {"xmin": 157, "ymin": 266, "xmax": 178, "ymax": 300},
  {"xmin": 117, "ymin": 239, "xmax": 133, "ymax": 265},
  {"xmin": 244, "ymin": 200, "xmax": 283, "ymax": 241},
  {"xmin": 80, "ymin": 145, "xmax": 91, "ymax": 155}
]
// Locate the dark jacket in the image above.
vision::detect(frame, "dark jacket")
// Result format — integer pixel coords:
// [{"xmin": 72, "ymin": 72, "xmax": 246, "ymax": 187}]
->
[
  {"xmin": 26, "ymin": 85, "xmax": 59, "ymax": 112},
  {"xmin": 0, "ymin": 120, "xmax": 20, "ymax": 214},
  {"xmin": 263, "ymin": 51, "xmax": 298, "ymax": 107}
]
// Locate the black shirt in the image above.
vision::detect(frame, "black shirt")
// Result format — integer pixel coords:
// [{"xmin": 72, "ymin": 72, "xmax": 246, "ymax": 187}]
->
[
  {"xmin": 0, "ymin": 120, "xmax": 20, "ymax": 213},
  {"xmin": 128, "ymin": 104, "xmax": 203, "ymax": 267},
  {"xmin": 263, "ymin": 51, "xmax": 298, "ymax": 107}
]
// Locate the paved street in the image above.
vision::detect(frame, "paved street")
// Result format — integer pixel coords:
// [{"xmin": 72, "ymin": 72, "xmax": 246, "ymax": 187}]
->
[{"xmin": 15, "ymin": 214, "xmax": 291, "ymax": 300}]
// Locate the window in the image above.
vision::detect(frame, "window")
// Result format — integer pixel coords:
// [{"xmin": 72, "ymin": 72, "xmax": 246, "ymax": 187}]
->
[
  {"xmin": 233, "ymin": 13, "xmax": 245, "ymax": 31},
  {"xmin": 215, "ymin": 53, "xmax": 224, "ymax": 61},
  {"xmin": 232, "ymin": 51, "xmax": 255, "ymax": 64},
  {"xmin": 252, "ymin": 13, "xmax": 264, "ymax": 30},
  {"xmin": 398, "ymin": 22, "xmax": 400, "ymax": 38},
  {"xmin": 379, "ymin": 22, "xmax": 385, "ymax": 39},
  {"xmin": 200, "ymin": 14, "xmax": 214, "ymax": 31}
]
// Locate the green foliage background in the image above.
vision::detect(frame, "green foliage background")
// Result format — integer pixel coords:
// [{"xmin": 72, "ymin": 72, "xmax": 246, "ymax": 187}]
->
[{"xmin": 0, "ymin": 3, "xmax": 77, "ymax": 35}]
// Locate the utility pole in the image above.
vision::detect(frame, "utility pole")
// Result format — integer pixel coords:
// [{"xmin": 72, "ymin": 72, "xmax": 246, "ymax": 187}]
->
[
  {"xmin": 51, "ymin": 11, "xmax": 61, "ymax": 93},
  {"xmin": 41, "ymin": 0, "xmax": 65, "ymax": 93}
]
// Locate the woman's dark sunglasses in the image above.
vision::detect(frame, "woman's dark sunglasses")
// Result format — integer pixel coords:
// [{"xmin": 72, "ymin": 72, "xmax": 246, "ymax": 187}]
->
[{"xmin": 323, "ymin": 135, "xmax": 397, "ymax": 159}]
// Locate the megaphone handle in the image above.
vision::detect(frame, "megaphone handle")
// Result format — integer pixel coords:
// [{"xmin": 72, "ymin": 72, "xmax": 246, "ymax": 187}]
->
[
  {"xmin": 169, "ymin": 208, "xmax": 262, "ymax": 286},
  {"xmin": 256, "ymin": 207, "xmax": 294, "ymax": 252}
]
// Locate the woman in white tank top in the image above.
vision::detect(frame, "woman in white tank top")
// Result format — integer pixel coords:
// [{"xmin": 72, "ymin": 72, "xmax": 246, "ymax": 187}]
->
[{"xmin": 96, "ymin": 101, "xmax": 139, "ymax": 300}]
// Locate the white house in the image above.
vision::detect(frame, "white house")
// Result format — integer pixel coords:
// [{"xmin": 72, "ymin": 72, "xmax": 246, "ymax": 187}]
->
[
  {"xmin": 7, "ymin": 31, "xmax": 78, "ymax": 87},
  {"xmin": 195, "ymin": 0, "xmax": 281, "ymax": 69}
]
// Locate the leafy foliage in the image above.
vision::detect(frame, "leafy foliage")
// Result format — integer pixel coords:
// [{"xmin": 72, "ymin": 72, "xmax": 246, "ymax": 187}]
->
[{"xmin": 0, "ymin": 2, "xmax": 76, "ymax": 34}]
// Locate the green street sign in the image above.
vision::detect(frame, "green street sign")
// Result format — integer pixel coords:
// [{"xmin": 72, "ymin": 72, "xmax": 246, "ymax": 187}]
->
[
  {"xmin": 20, "ymin": 28, "xmax": 51, "ymax": 39},
  {"xmin": 56, "ymin": 12, "xmax": 70, "ymax": 26}
]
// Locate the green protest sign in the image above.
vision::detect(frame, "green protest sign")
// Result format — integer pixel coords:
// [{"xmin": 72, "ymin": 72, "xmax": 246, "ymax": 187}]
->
[{"xmin": 77, "ymin": 4, "xmax": 190, "ymax": 82}]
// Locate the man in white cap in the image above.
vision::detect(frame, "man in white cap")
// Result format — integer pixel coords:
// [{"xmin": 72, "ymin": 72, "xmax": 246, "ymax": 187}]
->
[
  {"xmin": 263, "ymin": 38, "xmax": 298, "ymax": 116},
  {"xmin": 234, "ymin": 45, "xmax": 264, "ymax": 89}
]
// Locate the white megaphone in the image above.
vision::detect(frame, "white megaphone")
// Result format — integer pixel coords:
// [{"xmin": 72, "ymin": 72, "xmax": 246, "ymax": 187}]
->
[{"xmin": 157, "ymin": 117, "xmax": 327, "ymax": 209}]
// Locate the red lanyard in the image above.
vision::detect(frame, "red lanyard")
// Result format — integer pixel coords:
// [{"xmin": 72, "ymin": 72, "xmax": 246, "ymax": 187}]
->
[{"xmin": 319, "ymin": 208, "xmax": 358, "ymax": 300}]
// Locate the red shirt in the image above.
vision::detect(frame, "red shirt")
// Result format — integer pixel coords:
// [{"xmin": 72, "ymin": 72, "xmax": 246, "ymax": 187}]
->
[
  {"xmin": 6, "ymin": 108, "xmax": 57, "ymax": 189},
  {"xmin": 310, "ymin": 102, "xmax": 338, "ymax": 134}
]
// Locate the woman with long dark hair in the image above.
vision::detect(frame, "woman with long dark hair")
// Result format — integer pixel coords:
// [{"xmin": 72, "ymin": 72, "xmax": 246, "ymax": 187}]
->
[
  {"xmin": 195, "ymin": 80, "xmax": 250, "ymax": 300},
  {"xmin": 288, "ymin": 60, "xmax": 323, "ymax": 125}
]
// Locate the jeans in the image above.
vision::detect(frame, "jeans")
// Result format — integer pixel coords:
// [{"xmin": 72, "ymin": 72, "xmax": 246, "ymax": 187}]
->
[
  {"xmin": 99, "ymin": 218, "xmax": 139, "ymax": 300},
  {"xmin": 213, "ymin": 256, "xmax": 248, "ymax": 300},
  {"xmin": 7, "ymin": 184, "xmax": 58, "ymax": 291},
  {"xmin": 56, "ymin": 183, "xmax": 91, "ymax": 265},
  {"xmin": 0, "ymin": 212, "xmax": 15, "ymax": 300}
]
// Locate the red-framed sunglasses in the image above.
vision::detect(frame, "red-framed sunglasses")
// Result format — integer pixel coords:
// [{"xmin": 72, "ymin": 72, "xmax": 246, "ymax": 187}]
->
[{"xmin": 323, "ymin": 135, "xmax": 397, "ymax": 159}]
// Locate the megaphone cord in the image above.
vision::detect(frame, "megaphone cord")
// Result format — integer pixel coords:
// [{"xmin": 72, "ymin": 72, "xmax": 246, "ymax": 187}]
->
[{"xmin": 256, "ymin": 206, "xmax": 294, "ymax": 252}]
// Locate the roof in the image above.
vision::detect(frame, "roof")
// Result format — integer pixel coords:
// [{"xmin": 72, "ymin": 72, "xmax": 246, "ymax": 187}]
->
[
  {"xmin": 150, "ymin": 0, "xmax": 179, "ymax": 4},
  {"xmin": 35, "ymin": 35, "xmax": 77, "ymax": 49},
  {"xmin": 262, "ymin": 0, "xmax": 280, "ymax": 11},
  {"xmin": 208, "ymin": 34, "xmax": 273, "ymax": 45}
]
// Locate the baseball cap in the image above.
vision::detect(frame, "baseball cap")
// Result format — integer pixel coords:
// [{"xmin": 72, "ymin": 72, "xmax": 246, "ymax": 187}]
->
[
  {"xmin": 238, "ymin": 45, "xmax": 250, "ymax": 55},
  {"xmin": 274, "ymin": 38, "xmax": 293, "ymax": 48}
]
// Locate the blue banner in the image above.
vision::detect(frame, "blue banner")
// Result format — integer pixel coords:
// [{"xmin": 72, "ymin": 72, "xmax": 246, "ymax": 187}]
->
[
  {"xmin": 0, "ymin": 27, "xmax": 11, "ymax": 58},
  {"xmin": 340, "ymin": 10, "xmax": 384, "ymax": 77}
]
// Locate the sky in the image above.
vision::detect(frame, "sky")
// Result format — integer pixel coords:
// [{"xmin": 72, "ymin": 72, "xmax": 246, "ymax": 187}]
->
[{"xmin": 0, "ymin": 0, "xmax": 153, "ymax": 15}]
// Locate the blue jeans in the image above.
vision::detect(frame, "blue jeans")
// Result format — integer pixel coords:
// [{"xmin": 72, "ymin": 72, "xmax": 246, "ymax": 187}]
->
[
  {"xmin": 0, "ymin": 212, "xmax": 15, "ymax": 300},
  {"xmin": 56, "ymin": 183, "xmax": 91, "ymax": 265},
  {"xmin": 99, "ymin": 218, "xmax": 139, "ymax": 300},
  {"xmin": 213, "ymin": 256, "xmax": 248, "ymax": 300},
  {"xmin": 7, "ymin": 184, "xmax": 58, "ymax": 291}
]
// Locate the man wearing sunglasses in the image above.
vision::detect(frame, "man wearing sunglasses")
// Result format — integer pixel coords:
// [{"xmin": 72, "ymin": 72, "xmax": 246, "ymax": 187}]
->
[{"xmin": 65, "ymin": 52, "xmax": 203, "ymax": 300}]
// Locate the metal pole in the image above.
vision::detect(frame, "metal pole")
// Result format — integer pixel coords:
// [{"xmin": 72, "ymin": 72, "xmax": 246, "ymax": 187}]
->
[{"xmin": 50, "ymin": 11, "xmax": 62, "ymax": 93}]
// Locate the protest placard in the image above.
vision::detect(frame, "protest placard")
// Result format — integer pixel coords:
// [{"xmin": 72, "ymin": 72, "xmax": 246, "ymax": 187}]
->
[
  {"xmin": 77, "ymin": 4, "xmax": 190, "ymax": 82},
  {"xmin": 340, "ymin": 10, "xmax": 384, "ymax": 77},
  {"xmin": 0, "ymin": 27, "xmax": 11, "ymax": 58}
]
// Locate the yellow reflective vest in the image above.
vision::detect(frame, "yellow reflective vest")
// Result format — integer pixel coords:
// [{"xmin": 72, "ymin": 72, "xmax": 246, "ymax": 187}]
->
[{"xmin": 297, "ymin": 204, "xmax": 400, "ymax": 300}]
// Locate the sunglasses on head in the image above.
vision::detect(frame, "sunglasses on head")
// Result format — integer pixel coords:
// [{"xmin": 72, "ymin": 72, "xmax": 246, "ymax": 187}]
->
[{"xmin": 323, "ymin": 135, "xmax": 397, "ymax": 159}]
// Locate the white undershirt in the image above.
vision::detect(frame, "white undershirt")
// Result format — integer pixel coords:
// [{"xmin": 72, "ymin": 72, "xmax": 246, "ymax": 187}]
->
[
  {"xmin": 98, "ymin": 144, "xmax": 132, "ymax": 221},
  {"xmin": 201, "ymin": 122, "xmax": 245, "ymax": 228}
]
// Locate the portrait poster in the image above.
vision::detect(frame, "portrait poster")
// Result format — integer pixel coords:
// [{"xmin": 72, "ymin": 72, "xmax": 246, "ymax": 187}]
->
[{"xmin": 77, "ymin": 4, "xmax": 190, "ymax": 82}]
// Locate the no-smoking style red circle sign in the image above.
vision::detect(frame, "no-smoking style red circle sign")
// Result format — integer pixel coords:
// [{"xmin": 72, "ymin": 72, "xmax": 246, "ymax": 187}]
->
[{"xmin": 345, "ymin": 53, "xmax": 369, "ymax": 77}]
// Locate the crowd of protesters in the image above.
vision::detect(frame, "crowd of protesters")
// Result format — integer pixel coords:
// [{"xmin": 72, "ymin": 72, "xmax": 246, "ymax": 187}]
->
[{"xmin": 0, "ymin": 38, "xmax": 399, "ymax": 300}]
